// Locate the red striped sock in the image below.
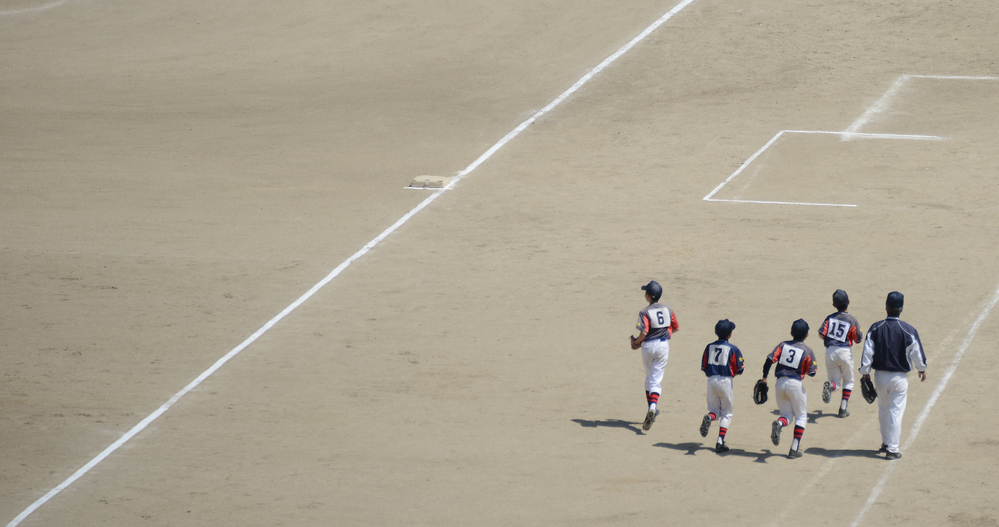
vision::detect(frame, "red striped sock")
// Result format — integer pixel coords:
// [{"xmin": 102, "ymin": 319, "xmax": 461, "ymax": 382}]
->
[
  {"xmin": 647, "ymin": 392, "xmax": 659, "ymax": 405},
  {"xmin": 718, "ymin": 427, "xmax": 728, "ymax": 439},
  {"xmin": 842, "ymin": 389, "xmax": 852, "ymax": 401},
  {"xmin": 709, "ymin": 412, "xmax": 717, "ymax": 421},
  {"xmin": 778, "ymin": 417, "xmax": 788, "ymax": 427},
  {"xmin": 791, "ymin": 425, "xmax": 805, "ymax": 451}
]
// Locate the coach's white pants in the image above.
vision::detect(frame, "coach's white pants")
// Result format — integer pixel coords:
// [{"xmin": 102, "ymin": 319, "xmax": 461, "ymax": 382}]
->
[
  {"xmin": 641, "ymin": 339, "xmax": 670, "ymax": 395},
  {"xmin": 873, "ymin": 370, "xmax": 909, "ymax": 454},
  {"xmin": 706, "ymin": 375, "xmax": 734, "ymax": 428},
  {"xmin": 825, "ymin": 345, "xmax": 855, "ymax": 392},
  {"xmin": 776, "ymin": 377, "xmax": 808, "ymax": 429}
]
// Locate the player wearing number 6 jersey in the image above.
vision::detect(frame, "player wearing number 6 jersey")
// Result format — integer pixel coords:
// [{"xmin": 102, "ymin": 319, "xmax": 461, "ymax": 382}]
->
[
  {"xmin": 630, "ymin": 281, "xmax": 679, "ymax": 432},
  {"xmin": 818, "ymin": 290, "xmax": 863, "ymax": 418},
  {"xmin": 760, "ymin": 319, "xmax": 816, "ymax": 459},
  {"xmin": 700, "ymin": 319, "xmax": 745, "ymax": 453}
]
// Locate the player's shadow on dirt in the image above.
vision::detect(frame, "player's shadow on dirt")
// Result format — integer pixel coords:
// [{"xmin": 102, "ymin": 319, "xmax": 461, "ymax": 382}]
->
[
  {"xmin": 805, "ymin": 447, "xmax": 883, "ymax": 459},
  {"xmin": 807, "ymin": 410, "xmax": 841, "ymax": 424},
  {"xmin": 768, "ymin": 409, "xmax": 840, "ymax": 424},
  {"xmin": 654, "ymin": 442, "xmax": 780, "ymax": 463},
  {"xmin": 572, "ymin": 418, "xmax": 644, "ymax": 435}
]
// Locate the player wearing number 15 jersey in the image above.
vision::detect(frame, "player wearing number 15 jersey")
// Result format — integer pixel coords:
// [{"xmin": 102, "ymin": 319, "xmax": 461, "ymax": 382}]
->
[
  {"xmin": 699, "ymin": 319, "xmax": 745, "ymax": 453},
  {"xmin": 630, "ymin": 281, "xmax": 680, "ymax": 432},
  {"xmin": 761, "ymin": 319, "xmax": 816, "ymax": 459},
  {"xmin": 818, "ymin": 290, "xmax": 862, "ymax": 418}
]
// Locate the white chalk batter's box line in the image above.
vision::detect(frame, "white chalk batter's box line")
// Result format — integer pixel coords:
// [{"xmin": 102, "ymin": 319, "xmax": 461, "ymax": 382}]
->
[{"xmin": 704, "ymin": 74, "xmax": 999, "ymax": 208}]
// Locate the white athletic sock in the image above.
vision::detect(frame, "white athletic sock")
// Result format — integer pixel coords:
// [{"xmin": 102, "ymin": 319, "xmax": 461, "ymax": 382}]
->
[{"xmin": 649, "ymin": 403, "xmax": 657, "ymax": 412}]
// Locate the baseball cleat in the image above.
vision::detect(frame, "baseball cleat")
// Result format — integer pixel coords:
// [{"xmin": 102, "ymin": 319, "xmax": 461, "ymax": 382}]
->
[
  {"xmin": 715, "ymin": 442, "xmax": 730, "ymax": 453},
  {"xmin": 787, "ymin": 449, "xmax": 803, "ymax": 459},
  {"xmin": 885, "ymin": 451, "xmax": 902, "ymax": 460},
  {"xmin": 822, "ymin": 381, "xmax": 833, "ymax": 404},
  {"xmin": 838, "ymin": 408, "xmax": 850, "ymax": 418},
  {"xmin": 771, "ymin": 420, "xmax": 782, "ymax": 446},
  {"xmin": 700, "ymin": 414, "xmax": 712, "ymax": 437},
  {"xmin": 878, "ymin": 443, "xmax": 888, "ymax": 453},
  {"xmin": 642, "ymin": 409, "xmax": 659, "ymax": 431}
]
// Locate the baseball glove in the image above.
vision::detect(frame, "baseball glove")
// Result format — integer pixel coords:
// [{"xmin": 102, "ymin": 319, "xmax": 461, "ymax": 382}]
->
[
  {"xmin": 860, "ymin": 376, "xmax": 877, "ymax": 404},
  {"xmin": 753, "ymin": 379, "xmax": 769, "ymax": 405}
]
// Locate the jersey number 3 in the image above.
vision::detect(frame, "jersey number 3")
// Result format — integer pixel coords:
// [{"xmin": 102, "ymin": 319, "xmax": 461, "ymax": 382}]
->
[{"xmin": 780, "ymin": 345, "xmax": 805, "ymax": 368}]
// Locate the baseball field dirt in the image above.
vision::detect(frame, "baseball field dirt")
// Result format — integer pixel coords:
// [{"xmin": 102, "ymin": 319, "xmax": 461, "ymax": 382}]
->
[{"xmin": 2, "ymin": 0, "xmax": 998, "ymax": 525}]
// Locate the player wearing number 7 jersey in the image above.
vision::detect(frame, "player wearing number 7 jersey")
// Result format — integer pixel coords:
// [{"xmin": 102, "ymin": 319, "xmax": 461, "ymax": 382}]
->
[
  {"xmin": 818, "ymin": 290, "xmax": 862, "ymax": 418},
  {"xmin": 760, "ymin": 319, "xmax": 816, "ymax": 459},
  {"xmin": 700, "ymin": 319, "xmax": 745, "ymax": 453},
  {"xmin": 630, "ymin": 281, "xmax": 679, "ymax": 432}
]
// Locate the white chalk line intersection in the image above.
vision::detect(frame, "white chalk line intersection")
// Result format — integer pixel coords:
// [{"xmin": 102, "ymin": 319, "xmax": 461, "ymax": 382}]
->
[
  {"xmin": 4, "ymin": 1, "xmax": 700, "ymax": 526},
  {"xmin": 702, "ymin": 130, "xmax": 942, "ymax": 207},
  {"xmin": 703, "ymin": 73, "xmax": 999, "ymax": 207}
]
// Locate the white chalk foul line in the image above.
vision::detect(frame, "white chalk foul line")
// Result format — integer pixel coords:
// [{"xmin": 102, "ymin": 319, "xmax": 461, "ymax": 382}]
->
[
  {"xmin": 706, "ymin": 198, "xmax": 857, "ymax": 207},
  {"xmin": 0, "ymin": 0, "xmax": 68, "ymax": 16},
  {"xmin": 5, "ymin": 2, "xmax": 699, "ymax": 525},
  {"xmin": 849, "ymin": 281, "xmax": 999, "ymax": 527},
  {"xmin": 702, "ymin": 130, "xmax": 942, "ymax": 206},
  {"xmin": 845, "ymin": 74, "xmax": 999, "ymax": 137}
]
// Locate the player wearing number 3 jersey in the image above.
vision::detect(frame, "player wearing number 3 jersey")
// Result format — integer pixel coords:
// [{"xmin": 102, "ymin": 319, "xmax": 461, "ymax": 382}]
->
[
  {"xmin": 700, "ymin": 319, "xmax": 744, "ymax": 453},
  {"xmin": 818, "ymin": 290, "xmax": 862, "ymax": 418},
  {"xmin": 630, "ymin": 281, "xmax": 679, "ymax": 432},
  {"xmin": 761, "ymin": 319, "xmax": 817, "ymax": 459}
]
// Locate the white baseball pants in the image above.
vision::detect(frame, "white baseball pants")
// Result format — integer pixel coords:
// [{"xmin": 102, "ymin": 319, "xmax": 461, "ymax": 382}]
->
[
  {"xmin": 706, "ymin": 375, "xmax": 734, "ymax": 428},
  {"xmin": 873, "ymin": 370, "xmax": 909, "ymax": 454},
  {"xmin": 825, "ymin": 345, "xmax": 855, "ymax": 391},
  {"xmin": 641, "ymin": 339, "xmax": 670, "ymax": 395},
  {"xmin": 775, "ymin": 377, "xmax": 808, "ymax": 428}
]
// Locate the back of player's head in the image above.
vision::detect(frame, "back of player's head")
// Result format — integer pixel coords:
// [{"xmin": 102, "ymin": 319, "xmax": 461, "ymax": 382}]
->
[
  {"xmin": 886, "ymin": 291, "xmax": 904, "ymax": 315},
  {"xmin": 791, "ymin": 319, "xmax": 809, "ymax": 340},
  {"xmin": 714, "ymin": 319, "xmax": 736, "ymax": 339},
  {"xmin": 641, "ymin": 280, "xmax": 662, "ymax": 302},
  {"xmin": 832, "ymin": 289, "xmax": 850, "ymax": 310}
]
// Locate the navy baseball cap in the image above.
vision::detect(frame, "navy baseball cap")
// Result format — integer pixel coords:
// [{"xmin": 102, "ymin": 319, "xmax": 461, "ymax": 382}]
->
[
  {"xmin": 715, "ymin": 319, "xmax": 736, "ymax": 338},
  {"xmin": 886, "ymin": 291, "xmax": 904, "ymax": 310},
  {"xmin": 791, "ymin": 319, "xmax": 809, "ymax": 340},
  {"xmin": 833, "ymin": 289, "xmax": 849, "ymax": 308},
  {"xmin": 641, "ymin": 280, "xmax": 663, "ymax": 301}
]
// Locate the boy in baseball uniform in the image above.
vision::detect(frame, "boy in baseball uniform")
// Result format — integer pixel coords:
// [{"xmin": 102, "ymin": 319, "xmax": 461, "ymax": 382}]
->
[
  {"xmin": 760, "ymin": 319, "xmax": 816, "ymax": 459},
  {"xmin": 630, "ymin": 280, "xmax": 679, "ymax": 432},
  {"xmin": 818, "ymin": 289, "xmax": 863, "ymax": 417},
  {"xmin": 699, "ymin": 319, "xmax": 745, "ymax": 452}
]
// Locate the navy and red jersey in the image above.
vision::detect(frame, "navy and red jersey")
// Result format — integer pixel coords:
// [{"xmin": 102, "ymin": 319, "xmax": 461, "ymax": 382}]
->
[
  {"xmin": 701, "ymin": 340, "xmax": 745, "ymax": 377},
  {"xmin": 818, "ymin": 311, "xmax": 862, "ymax": 348},
  {"xmin": 636, "ymin": 303, "xmax": 679, "ymax": 341},
  {"xmin": 764, "ymin": 340, "xmax": 817, "ymax": 380},
  {"xmin": 860, "ymin": 317, "xmax": 927, "ymax": 374}
]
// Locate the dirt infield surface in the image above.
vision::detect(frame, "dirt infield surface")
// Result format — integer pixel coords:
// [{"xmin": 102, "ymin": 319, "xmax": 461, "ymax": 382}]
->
[{"xmin": 3, "ymin": 0, "xmax": 999, "ymax": 525}]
